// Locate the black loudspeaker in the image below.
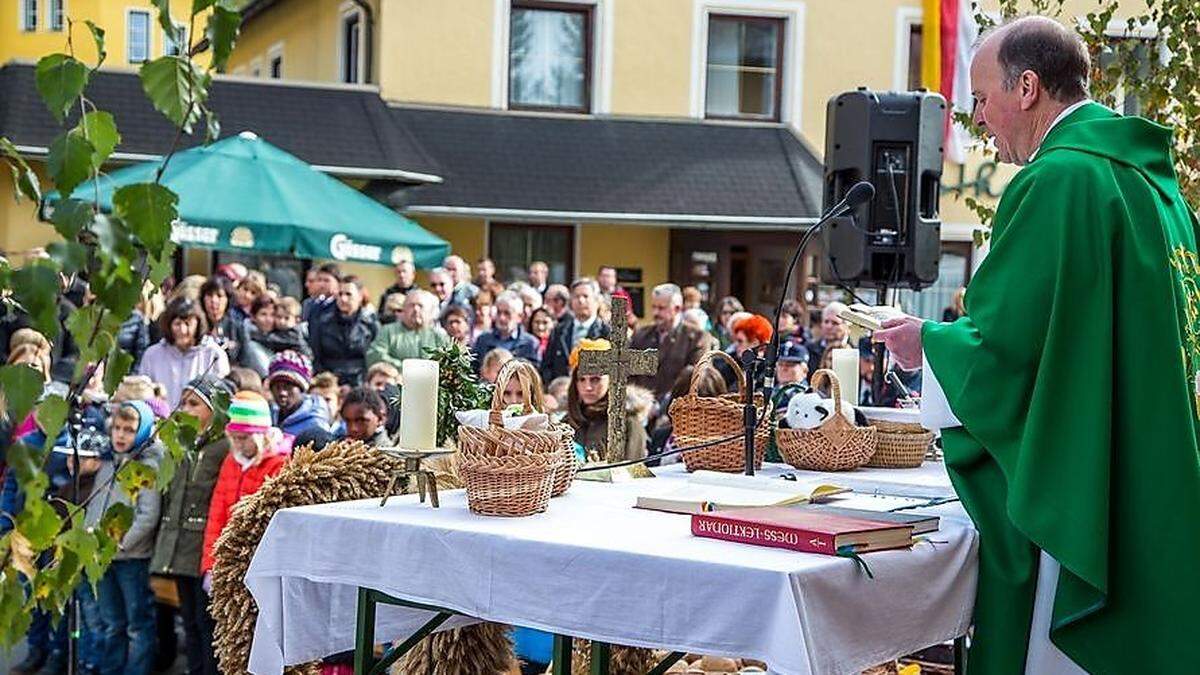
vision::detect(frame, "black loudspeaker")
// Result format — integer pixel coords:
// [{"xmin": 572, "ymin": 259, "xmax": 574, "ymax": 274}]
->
[{"xmin": 821, "ymin": 88, "xmax": 945, "ymax": 290}]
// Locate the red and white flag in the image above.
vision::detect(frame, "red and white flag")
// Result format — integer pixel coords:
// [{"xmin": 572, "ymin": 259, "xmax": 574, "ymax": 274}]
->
[{"xmin": 922, "ymin": 0, "xmax": 980, "ymax": 164}]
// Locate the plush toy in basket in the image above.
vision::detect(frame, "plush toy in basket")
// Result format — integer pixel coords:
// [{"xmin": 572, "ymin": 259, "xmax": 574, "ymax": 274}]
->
[
  {"xmin": 774, "ymin": 369, "xmax": 877, "ymax": 471},
  {"xmin": 457, "ymin": 360, "xmax": 575, "ymax": 516},
  {"xmin": 669, "ymin": 351, "xmax": 770, "ymax": 473}
]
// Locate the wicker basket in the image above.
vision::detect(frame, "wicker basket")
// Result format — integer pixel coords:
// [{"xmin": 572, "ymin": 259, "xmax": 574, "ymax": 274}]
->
[
  {"xmin": 775, "ymin": 369, "xmax": 877, "ymax": 471},
  {"xmin": 456, "ymin": 360, "xmax": 578, "ymax": 497},
  {"xmin": 864, "ymin": 418, "xmax": 933, "ymax": 469},
  {"xmin": 669, "ymin": 351, "xmax": 769, "ymax": 473},
  {"xmin": 459, "ymin": 452, "xmax": 561, "ymax": 517}
]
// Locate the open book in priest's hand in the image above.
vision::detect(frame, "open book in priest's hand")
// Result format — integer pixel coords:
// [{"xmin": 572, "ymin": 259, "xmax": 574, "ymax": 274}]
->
[{"xmin": 634, "ymin": 471, "xmax": 848, "ymax": 515}]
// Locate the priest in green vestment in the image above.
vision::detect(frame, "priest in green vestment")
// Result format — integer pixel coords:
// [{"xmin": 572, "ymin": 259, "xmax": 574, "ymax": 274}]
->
[{"xmin": 875, "ymin": 16, "xmax": 1200, "ymax": 675}]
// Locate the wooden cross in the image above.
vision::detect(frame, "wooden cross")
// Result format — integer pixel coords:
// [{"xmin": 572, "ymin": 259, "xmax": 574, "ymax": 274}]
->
[{"xmin": 577, "ymin": 296, "xmax": 659, "ymax": 462}]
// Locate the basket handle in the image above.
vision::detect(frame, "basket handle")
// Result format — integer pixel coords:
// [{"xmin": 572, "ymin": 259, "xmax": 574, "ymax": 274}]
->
[
  {"xmin": 689, "ymin": 350, "xmax": 744, "ymax": 398},
  {"xmin": 490, "ymin": 359, "xmax": 537, "ymax": 426},
  {"xmin": 808, "ymin": 369, "xmax": 846, "ymax": 416}
]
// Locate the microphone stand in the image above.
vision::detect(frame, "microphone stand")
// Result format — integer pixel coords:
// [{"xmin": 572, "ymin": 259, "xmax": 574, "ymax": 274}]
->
[{"xmin": 743, "ymin": 184, "xmax": 873, "ymax": 476}]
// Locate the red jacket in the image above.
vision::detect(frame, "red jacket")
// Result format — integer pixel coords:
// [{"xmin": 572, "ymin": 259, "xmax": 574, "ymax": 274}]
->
[{"xmin": 201, "ymin": 451, "xmax": 288, "ymax": 573}]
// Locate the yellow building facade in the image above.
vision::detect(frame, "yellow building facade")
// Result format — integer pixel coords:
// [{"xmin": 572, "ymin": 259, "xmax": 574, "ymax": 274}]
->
[
  {"xmin": 226, "ymin": 0, "xmax": 1147, "ymax": 315},
  {"xmin": 1, "ymin": 0, "xmax": 1151, "ymax": 314}
]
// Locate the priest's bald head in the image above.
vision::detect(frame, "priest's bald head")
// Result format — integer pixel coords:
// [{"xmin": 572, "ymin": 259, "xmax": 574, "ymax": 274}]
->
[{"xmin": 970, "ymin": 16, "xmax": 1089, "ymax": 165}]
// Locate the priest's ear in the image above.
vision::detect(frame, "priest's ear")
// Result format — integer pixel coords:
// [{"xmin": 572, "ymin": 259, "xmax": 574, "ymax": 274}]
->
[{"xmin": 1017, "ymin": 69, "xmax": 1042, "ymax": 111}]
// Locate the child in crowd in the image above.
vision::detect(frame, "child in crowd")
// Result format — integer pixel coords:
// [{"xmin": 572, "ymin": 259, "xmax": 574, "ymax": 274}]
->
[
  {"xmin": 83, "ymin": 400, "xmax": 164, "ymax": 675},
  {"xmin": 152, "ymin": 375, "xmax": 234, "ymax": 675},
  {"xmin": 267, "ymin": 350, "xmax": 330, "ymax": 445},
  {"xmin": 201, "ymin": 393, "xmax": 288, "ymax": 585},
  {"xmin": 767, "ymin": 340, "xmax": 811, "ymax": 463},
  {"xmin": 338, "ymin": 387, "xmax": 390, "ymax": 446},
  {"xmin": 365, "ymin": 361, "xmax": 400, "ymax": 391},
  {"xmin": 225, "ymin": 366, "xmax": 264, "ymax": 395},
  {"xmin": 310, "ymin": 371, "xmax": 343, "ymax": 435},
  {"xmin": 479, "ymin": 347, "xmax": 513, "ymax": 384}
]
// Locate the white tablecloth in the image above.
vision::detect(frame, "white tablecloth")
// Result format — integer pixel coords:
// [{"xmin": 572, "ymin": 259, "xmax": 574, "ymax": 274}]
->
[{"xmin": 245, "ymin": 462, "xmax": 978, "ymax": 675}]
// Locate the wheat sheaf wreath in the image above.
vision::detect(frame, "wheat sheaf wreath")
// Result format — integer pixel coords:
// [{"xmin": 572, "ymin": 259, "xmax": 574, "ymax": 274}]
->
[{"xmin": 208, "ymin": 440, "xmax": 517, "ymax": 674}]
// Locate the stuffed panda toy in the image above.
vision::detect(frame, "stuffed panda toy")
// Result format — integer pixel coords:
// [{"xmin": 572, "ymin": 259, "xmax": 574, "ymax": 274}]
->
[{"xmin": 784, "ymin": 392, "xmax": 860, "ymax": 430}]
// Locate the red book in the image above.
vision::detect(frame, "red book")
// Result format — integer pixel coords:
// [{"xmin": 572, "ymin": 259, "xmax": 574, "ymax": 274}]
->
[{"xmin": 691, "ymin": 507, "xmax": 914, "ymax": 555}]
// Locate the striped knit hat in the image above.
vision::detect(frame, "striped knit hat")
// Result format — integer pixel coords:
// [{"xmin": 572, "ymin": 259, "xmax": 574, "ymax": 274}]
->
[
  {"xmin": 225, "ymin": 391, "xmax": 272, "ymax": 434},
  {"xmin": 266, "ymin": 350, "xmax": 313, "ymax": 390}
]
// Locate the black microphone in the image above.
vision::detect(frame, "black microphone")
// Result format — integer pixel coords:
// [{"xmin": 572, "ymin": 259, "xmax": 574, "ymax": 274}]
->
[{"xmin": 762, "ymin": 180, "xmax": 877, "ymax": 396}]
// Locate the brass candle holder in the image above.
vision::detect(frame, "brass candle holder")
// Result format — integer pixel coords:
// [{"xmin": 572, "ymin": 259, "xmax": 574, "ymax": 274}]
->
[{"xmin": 377, "ymin": 447, "xmax": 455, "ymax": 507}]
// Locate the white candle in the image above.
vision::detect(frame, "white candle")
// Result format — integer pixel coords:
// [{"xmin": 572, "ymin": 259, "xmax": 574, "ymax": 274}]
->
[
  {"xmin": 831, "ymin": 347, "xmax": 860, "ymax": 407},
  {"xmin": 399, "ymin": 359, "xmax": 439, "ymax": 449}
]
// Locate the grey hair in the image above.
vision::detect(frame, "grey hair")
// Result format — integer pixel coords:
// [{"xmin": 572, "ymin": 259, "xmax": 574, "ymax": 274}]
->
[
  {"xmin": 428, "ymin": 266, "xmax": 450, "ymax": 279},
  {"xmin": 494, "ymin": 290, "xmax": 524, "ymax": 312},
  {"xmin": 652, "ymin": 283, "xmax": 683, "ymax": 307},
  {"xmin": 570, "ymin": 277, "xmax": 600, "ymax": 295},
  {"xmin": 986, "ymin": 16, "xmax": 1089, "ymax": 102}
]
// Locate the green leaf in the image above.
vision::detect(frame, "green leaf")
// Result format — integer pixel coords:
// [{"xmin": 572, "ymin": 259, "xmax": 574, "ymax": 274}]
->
[
  {"xmin": 0, "ymin": 364, "xmax": 45, "ymax": 422},
  {"xmin": 16, "ymin": 500, "xmax": 63, "ymax": 552},
  {"xmin": 0, "ymin": 573, "xmax": 34, "ymax": 649},
  {"xmin": 104, "ymin": 343, "xmax": 134, "ymax": 396},
  {"xmin": 204, "ymin": 108, "xmax": 221, "ymax": 143},
  {"xmin": 112, "ymin": 183, "xmax": 178, "ymax": 258},
  {"xmin": 207, "ymin": 5, "xmax": 241, "ymax": 72},
  {"xmin": 193, "ymin": 0, "xmax": 217, "ymax": 13},
  {"xmin": 47, "ymin": 131, "xmax": 95, "ymax": 199},
  {"xmin": 152, "ymin": 0, "xmax": 176, "ymax": 38},
  {"xmin": 88, "ymin": 528, "xmax": 119, "ymax": 586},
  {"xmin": 1, "ymin": 137, "xmax": 42, "ymax": 204},
  {"xmin": 46, "ymin": 241, "xmax": 87, "ymax": 274},
  {"xmin": 84, "ymin": 20, "xmax": 107, "ymax": 66},
  {"xmin": 116, "ymin": 461, "xmax": 157, "ymax": 500},
  {"xmin": 156, "ymin": 452, "xmax": 177, "ymax": 490},
  {"xmin": 90, "ymin": 267, "xmax": 142, "ymax": 318},
  {"xmin": 35, "ymin": 396, "xmax": 69, "ymax": 452},
  {"xmin": 89, "ymin": 213, "xmax": 133, "ymax": 261},
  {"xmin": 49, "ymin": 198, "xmax": 93, "ymax": 239},
  {"xmin": 99, "ymin": 502, "xmax": 134, "ymax": 542},
  {"xmin": 11, "ymin": 260, "xmax": 62, "ymax": 340},
  {"xmin": 75, "ymin": 111, "xmax": 120, "ymax": 170},
  {"xmin": 139, "ymin": 56, "xmax": 207, "ymax": 132},
  {"xmin": 148, "ymin": 239, "xmax": 177, "ymax": 285},
  {"xmin": 34, "ymin": 54, "xmax": 90, "ymax": 123}
]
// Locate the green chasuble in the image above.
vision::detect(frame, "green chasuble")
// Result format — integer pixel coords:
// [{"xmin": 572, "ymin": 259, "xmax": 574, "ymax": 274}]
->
[{"xmin": 924, "ymin": 102, "xmax": 1200, "ymax": 674}]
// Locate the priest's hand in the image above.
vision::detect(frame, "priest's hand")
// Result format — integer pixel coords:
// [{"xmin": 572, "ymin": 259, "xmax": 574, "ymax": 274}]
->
[{"xmin": 872, "ymin": 316, "xmax": 925, "ymax": 370}]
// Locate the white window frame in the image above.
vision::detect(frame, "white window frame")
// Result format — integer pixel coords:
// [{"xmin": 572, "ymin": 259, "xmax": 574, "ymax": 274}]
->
[
  {"xmin": 491, "ymin": 0, "xmax": 611, "ymax": 113},
  {"xmin": 126, "ymin": 8, "xmax": 152, "ymax": 64},
  {"xmin": 163, "ymin": 21, "xmax": 188, "ymax": 57},
  {"xmin": 20, "ymin": 0, "xmax": 38, "ymax": 31},
  {"xmin": 267, "ymin": 41, "xmax": 285, "ymax": 79},
  {"xmin": 892, "ymin": 6, "xmax": 923, "ymax": 91},
  {"xmin": 48, "ymin": 0, "xmax": 65, "ymax": 32},
  {"xmin": 690, "ymin": 0, "xmax": 806, "ymax": 128},
  {"xmin": 338, "ymin": 2, "xmax": 366, "ymax": 84}
]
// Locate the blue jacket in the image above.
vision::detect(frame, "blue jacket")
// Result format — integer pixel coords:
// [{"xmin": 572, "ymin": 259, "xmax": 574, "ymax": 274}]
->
[
  {"xmin": 277, "ymin": 394, "xmax": 331, "ymax": 439},
  {"xmin": 473, "ymin": 326, "xmax": 541, "ymax": 370},
  {"xmin": 0, "ymin": 427, "xmax": 71, "ymax": 534}
]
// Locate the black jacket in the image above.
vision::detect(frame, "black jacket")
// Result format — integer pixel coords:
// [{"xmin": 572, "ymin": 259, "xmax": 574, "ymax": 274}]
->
[
  {"xmin": 540, "ymin": 313, "xmax": 610, "ymax": 383},
  {"xmin": 116, "ymin": 310, "xmax": 151, "ymax": 371},
  {"xmin": 308, "ymin": 308, "xmax": 379, "ymax": 386}
]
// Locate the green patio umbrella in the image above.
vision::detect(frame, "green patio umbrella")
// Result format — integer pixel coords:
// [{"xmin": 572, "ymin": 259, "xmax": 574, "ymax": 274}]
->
[{"xmin": 48, "ymin": 131, "xmax": 449, "ymax": 267}]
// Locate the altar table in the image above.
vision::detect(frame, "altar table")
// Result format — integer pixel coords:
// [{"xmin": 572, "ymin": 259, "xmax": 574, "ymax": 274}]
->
[{"xmin": 244, "ymin": 462, "xmax": 978, "ymax": 675}]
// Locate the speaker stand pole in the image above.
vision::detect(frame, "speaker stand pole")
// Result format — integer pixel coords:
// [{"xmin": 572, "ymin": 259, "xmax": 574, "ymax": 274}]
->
[
  {"xmin": 872, "ymin": 286, "xmax": 888, "ymax": 405},
  {"xmin": 741, "ymin": 350, "xmax": 760, "ymax": 477}
]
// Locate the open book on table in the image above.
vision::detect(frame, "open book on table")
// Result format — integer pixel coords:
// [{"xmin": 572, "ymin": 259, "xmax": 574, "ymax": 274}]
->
[{"xmin": 635, "ymin": 471, "xmax": 849, "ymax": 515}]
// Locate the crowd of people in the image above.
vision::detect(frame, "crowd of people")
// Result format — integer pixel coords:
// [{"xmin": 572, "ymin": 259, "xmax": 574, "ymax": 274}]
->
[{"xmin": 0, "ymin": 254, "xmax": 930, "ymax": 675}]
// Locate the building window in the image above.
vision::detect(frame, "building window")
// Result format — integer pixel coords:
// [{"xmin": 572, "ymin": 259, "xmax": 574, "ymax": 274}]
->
[
  {"xmin": 49, "ymin": 0, "xmax": 64, "ymax": 31},
  {"xmin": 508, "ymin": 1, "xmax": 591, "ymax": 112},
  {"xmin": 907, "ymin": 24, "xmax": 923, "ymax": 90},
  {"xmin": 705, "ymin": 14, "xmax": 784, "ymax": 121},
  {"xmin": 127, "ymin": 10, "xmax": 151, "ymax": 63},
  {"xmin": 340, "ymin": 8, "xmax": 363, "ymax": 83},
  {"xmin": 270, "ymin": 54, "xmax": 283, "ymax": 79},
  {"xmin": 21, "ymin": 0, "xmax": 38, "ymax": 31},
  {"xmin": 489, "ymin": 223, "xmax": 575, "ymax": 285},
  {"xmin": 164, "ymin": 23, "xmax": 187, "ymax": 56}
]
